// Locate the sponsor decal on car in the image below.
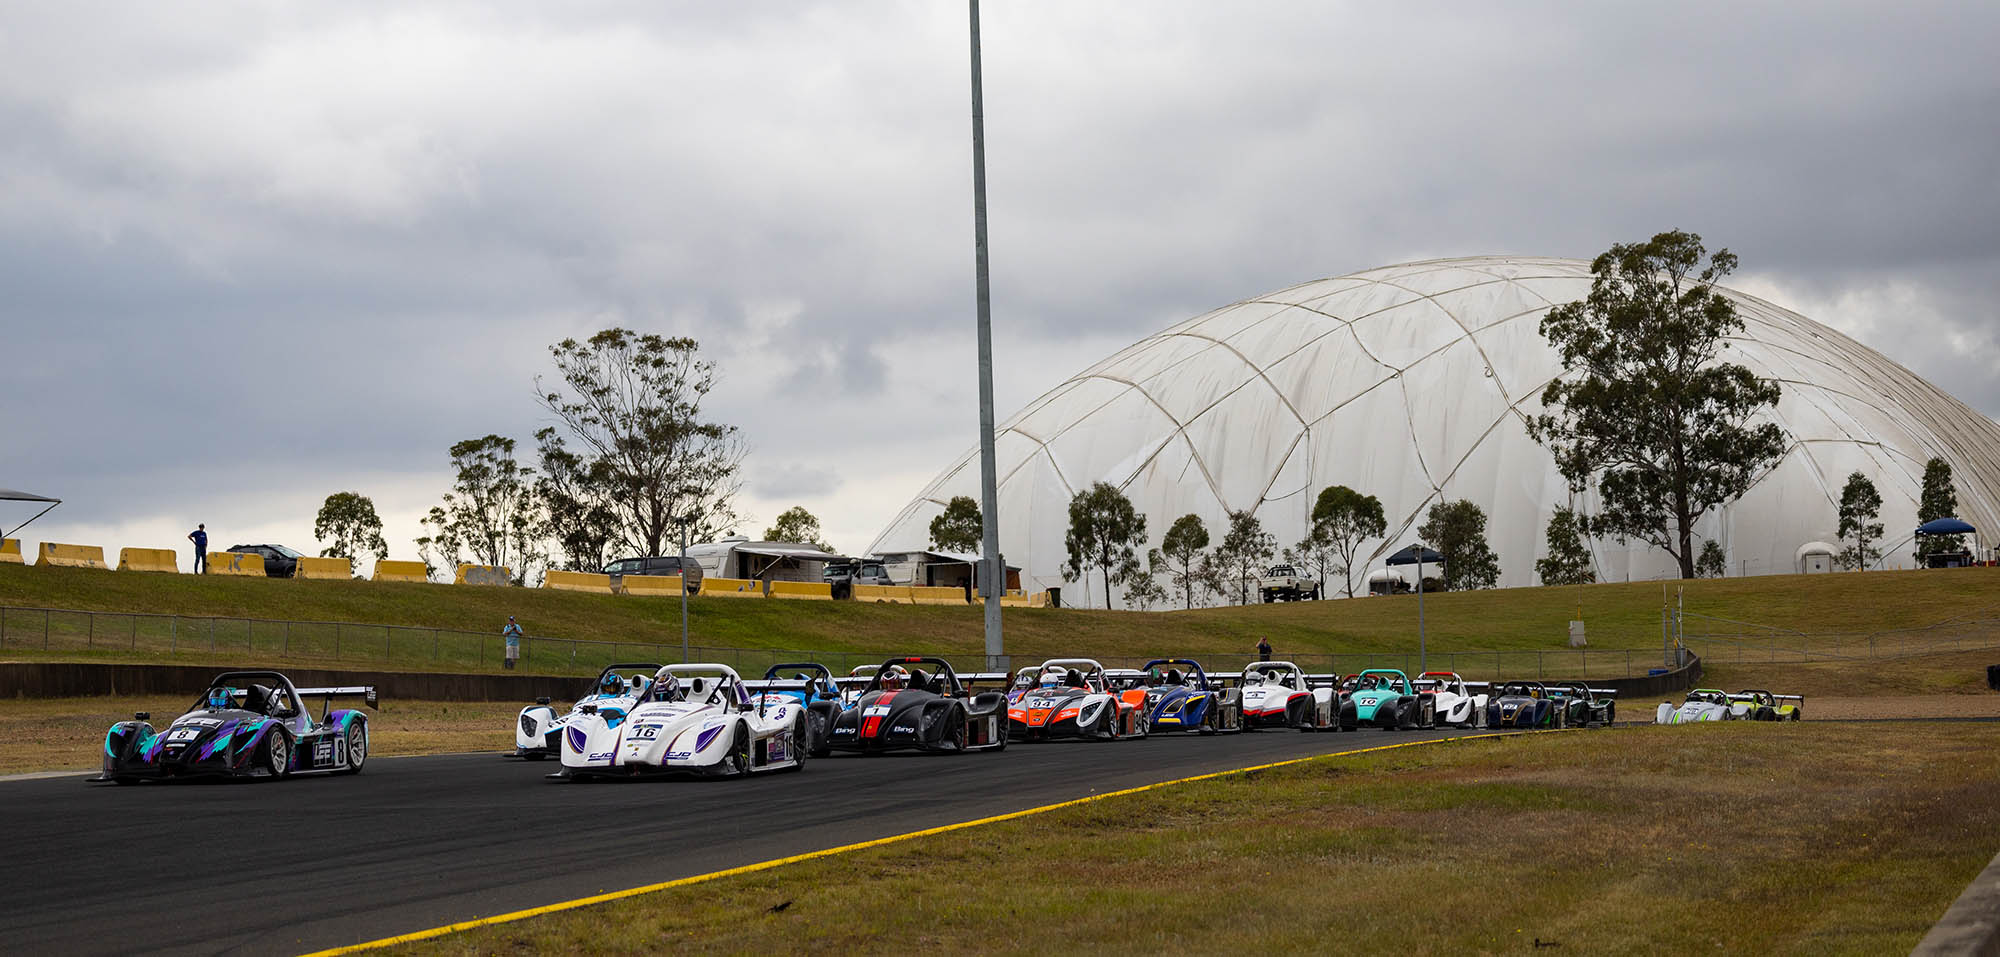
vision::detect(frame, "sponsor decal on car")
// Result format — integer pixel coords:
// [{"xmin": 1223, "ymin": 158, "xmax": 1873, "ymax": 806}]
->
[{"xmin": 587, "ymin": 751, "xmax": 614, "ymax": 761}]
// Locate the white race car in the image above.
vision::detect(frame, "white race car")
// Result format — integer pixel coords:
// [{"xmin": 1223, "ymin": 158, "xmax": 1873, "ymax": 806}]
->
[
  {"xmin": 513, "ymin": 662, "xmax": 660, "ymax": 760},
  {"xmin": 1657, "ymin": 688, "xmax": 1803, "ymax": 724},
  {"xmin": 1415, "ymin": 671, "xmax": 1489, "ymax": 728},
  {"xmin": 1237, "ymin": 661, "xmax": 1338, "ymax": 730},
  {"xmin": 557, "ymin": 664, "xmax": 808, "ymax": 779}
]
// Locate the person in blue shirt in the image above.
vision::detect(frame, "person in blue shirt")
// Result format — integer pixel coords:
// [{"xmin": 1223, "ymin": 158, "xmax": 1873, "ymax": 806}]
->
[
  {"xmin": 187, "ymin": 524, "xmax": 208, "ymax": 574},
  {"xmin": 501, "ymin": 616, "xmax": 523, "ymax": 670}
]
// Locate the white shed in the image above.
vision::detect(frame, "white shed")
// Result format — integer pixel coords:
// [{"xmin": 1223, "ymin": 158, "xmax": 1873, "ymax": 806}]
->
[{"xmin": 1796, "ymin": 541, "xmax": 1837, "ymax": 574}]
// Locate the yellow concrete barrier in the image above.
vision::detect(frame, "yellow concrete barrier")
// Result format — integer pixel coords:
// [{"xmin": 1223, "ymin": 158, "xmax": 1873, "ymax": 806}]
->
[
  {"xmin": 768, "ymin": 580, "xmax": 833, "ymax": 600},
  {"xmin": 999, "ymin": 593, "xmax": 1029, "ymax": 608},
  {"xmin": 543, "ymin": 569, "xmax": 615, "ymax": 594},
  {"xmin": 208, "ymin": 551, "xmax": 265, "ymax": 577},
  {"xmin": 117, "ymin": 547, "xmax": 179, "ymax": 573},
  {"xmin": 294, "ymin": 556, "xmax": 353, "ymax": 580},
  {"xmin": 372, "ymin": 560, "xmax": 430, "ymax": 583},
  {"xmin": 698, "ymin": 576, "xmax": 764, "ymax": 598},
  {"xmin": 1, "ymin": 538, "xmax": 25, "ymax": 564},
  {"xmin": 1030, "ymin": 590, "xmax": 1053, "ymax": 608},
  {"xmin": 851, "ymin": 583, "xmax": 913, "ymax": 603},
  {"xmin": 38, "ymin": 543, "xmax": 109, "ymax": 569},
  {"xmin": 619, "ymin": 574, "xmax": 685, "ymax": 597},
  {"xmin": 455, "ymin": 564, "xmax": 513, "ymax": 586},
  {"xmin": 909, "ymin": 585, "xmax": 969, "ymax": 606}
]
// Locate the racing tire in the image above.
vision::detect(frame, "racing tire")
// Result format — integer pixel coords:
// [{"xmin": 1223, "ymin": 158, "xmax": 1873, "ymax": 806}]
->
[
  {"xmin": 785, "ymin": 715, "xmax": 809, "ymax": 773},
  {"xmin": 1606, "ymin": 702, "xmax": 1617, "ymax": 726},
  {"xmin": 338, "ymin": 723, "xmax": 368, "ymax": 775},
  {"xmin": 945, "ymin": 708, "xmax": 969, "ymax": 752},
  {"xmin": 721, "ymin": 722, "xmax": 751, "ymax": 777},
  {"xmin": 260, "ymin": 729, "xmax": 291, "ymax": 781},
  {"xmin": 1788, "ymin": 709, "xmax": 1801, "ymax": 722}
]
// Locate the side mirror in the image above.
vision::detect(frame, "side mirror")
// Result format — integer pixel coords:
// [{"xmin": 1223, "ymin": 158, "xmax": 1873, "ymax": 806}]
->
[
  {"xmin": 535, "ymin": 696, "xmax": 551, "ymax": 705},
  {"xmin": 580, "ymin": 704, "xmax": 598, "ymax": 715},
  {"xmin": 134, "ymin": 712, "xmax": 150, "ymax": 721}
]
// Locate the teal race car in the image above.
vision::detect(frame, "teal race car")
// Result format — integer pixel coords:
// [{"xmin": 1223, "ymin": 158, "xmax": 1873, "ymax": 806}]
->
[{"xmin": 1339, "ymin": 668, "xmax": 1436, "ymax": 730}]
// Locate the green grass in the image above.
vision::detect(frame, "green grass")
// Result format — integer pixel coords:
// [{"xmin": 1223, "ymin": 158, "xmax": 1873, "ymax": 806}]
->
[
  {"xmin": 3, "ymin": 563, "xmax": 1998, "ymax": 678},
  {"xmin": 386, "ymin": 724, "xmax": 2000, "ymax": 955}
]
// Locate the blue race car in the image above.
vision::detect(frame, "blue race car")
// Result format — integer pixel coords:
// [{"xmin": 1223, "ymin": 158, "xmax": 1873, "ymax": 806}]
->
[
  {"xmin": 743, "ymin": 662, "xmax": 847, "ymax": 757},
  {"xmin": 97, "ymin": 671, "xmax": 377, "ymax": 783},
  {"xmin": 1119, "ymin": 658, "xmax": 1242, "ymax": 734}
]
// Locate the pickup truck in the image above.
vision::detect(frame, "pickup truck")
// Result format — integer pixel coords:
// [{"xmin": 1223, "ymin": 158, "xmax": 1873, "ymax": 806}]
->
[{"xmin": 1258, "ymin": 564, "xmax": 1320, "ymax": 602}]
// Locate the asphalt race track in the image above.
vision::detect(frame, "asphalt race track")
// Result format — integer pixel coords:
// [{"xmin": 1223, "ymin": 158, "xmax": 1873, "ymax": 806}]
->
[{"xmin": 0, "ymin": 726, "xmax": 1496, "ymax": 956}]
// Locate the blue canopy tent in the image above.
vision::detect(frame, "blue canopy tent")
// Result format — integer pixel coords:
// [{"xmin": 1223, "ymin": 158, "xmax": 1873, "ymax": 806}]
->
[{"xmin": 1915, "ymin": 517, "xmax": 1978, "ymax": 568}]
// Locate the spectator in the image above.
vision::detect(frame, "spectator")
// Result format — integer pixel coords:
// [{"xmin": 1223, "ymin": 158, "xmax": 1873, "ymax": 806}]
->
[
  {"xmin": 187, "ymin": 524, "xmax": 208, "ymax": 574},
  {"xmin": 502, "ymin": 616, "xmax": 523, "ymax": 670},
  {"xmin": 1257, "ymin": 636, "xmax": 1272, "ymax": 661}
]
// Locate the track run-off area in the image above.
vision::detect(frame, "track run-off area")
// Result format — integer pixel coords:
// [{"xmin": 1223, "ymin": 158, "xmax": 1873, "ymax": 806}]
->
[{"xmin": 1, "ymin": 725, "xmax": 1503, "ymax": 956}]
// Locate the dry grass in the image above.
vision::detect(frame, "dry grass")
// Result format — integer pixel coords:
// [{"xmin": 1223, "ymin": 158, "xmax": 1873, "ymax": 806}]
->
[
  {"xmin": 389, "ymin": 723, "xmax": 2000, "ymax": 956},
  {"xmin": 1704, "ymin": 644, "xmax": 2000, "ymax": 698},
  {"xmin": 0, "ymin": 695, "xmax": 526, "ymax": 774}
]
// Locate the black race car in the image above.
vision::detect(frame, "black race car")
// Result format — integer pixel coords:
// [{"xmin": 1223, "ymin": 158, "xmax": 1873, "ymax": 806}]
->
[
  {"xmin": 826, "ymin": 656, "xmax": 1009, "ymax": 753},
  {"xmin": 1484, "ymin": 680, "xmax": 1564, "ymax": 729},
  {"xmin": 97, "ymin": 671, "xmax": 377, "ymax": 783},
  {"xmin": 1549, "ymin": 681, "xmax": 1617, "ymax": 727}
]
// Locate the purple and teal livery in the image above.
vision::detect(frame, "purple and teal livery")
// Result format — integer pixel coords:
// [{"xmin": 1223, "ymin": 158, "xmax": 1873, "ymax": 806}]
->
[{"xmin": 95, "ymin": 670, "xmax": 377, "ymax": 785}]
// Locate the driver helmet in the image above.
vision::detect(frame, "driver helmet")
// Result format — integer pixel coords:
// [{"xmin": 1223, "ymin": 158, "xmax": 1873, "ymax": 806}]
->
[
  {"xmin": 600, "ymin": 673, "xmax": 624, "ymax": 697},
  {"xmin": 655, "ymin": 673, "xmax": 681, "ymax": 702},
  {"xmin": 880, "ymin": 666, "xmax": 907, "ymax": 691},
  {"xmin": 207, "ymin": 686, "xmax": 234, "ymax": 710},
  {"xmin": 1038, "ymin": 669, "xmax": 1063, "ymax": 691}
]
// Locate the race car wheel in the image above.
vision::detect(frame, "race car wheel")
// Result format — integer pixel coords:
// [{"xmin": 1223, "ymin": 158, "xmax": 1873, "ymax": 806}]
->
[
  {"xmin": 722, "ymin": 722, "xmax": 751, "ymax": 777},
  {"xmin": 785, "ymin": 715, "xmax": 809, "ymax": 772},
  {"xmin": 946, "ymin": 708, "xmax": 969, "ymax": 752},
  {"xmin": 260, "ymin": 729, "xmax": 291, "ymax": 781},
  {"xmin": 339, "ymin": 723, "xmax": 368, "ymax": 774}
]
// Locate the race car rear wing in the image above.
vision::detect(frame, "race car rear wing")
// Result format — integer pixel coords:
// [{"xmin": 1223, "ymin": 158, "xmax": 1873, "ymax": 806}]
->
[
  {"xmin": 740, "ymin": 679, "xmax": 815, "ymax": 694},
  {"xmin": 296, "ymin": 685, "xmax": 379, "ymax": 717}
]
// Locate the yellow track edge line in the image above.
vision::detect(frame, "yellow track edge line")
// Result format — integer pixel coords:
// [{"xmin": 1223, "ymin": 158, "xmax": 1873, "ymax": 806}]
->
[{"xmin": 301, "ymin": 730, "xmax": 1539, "ymax": 956}]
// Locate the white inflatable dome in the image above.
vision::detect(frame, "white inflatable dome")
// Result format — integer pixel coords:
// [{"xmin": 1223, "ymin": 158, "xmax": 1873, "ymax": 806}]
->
[{"xmin": 870, "ymin": 257, "xmax": 2000, "ymax": 598}]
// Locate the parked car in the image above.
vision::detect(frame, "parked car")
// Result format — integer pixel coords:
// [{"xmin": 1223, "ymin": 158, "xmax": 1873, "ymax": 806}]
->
[
  {"xmin": 1258, "ymin": 564, "xmax": 1321, "ymax": 602},
  {"xmin": 821, "ymin": 560, "xmax": 894, "ymax": 600},
  {"xmin": 602, "ymin": 556, "xmax": 703, "ymax": 594},
  {"xmin": 225, "ymin": 544, "xmax": 303, "ymax": 578}
]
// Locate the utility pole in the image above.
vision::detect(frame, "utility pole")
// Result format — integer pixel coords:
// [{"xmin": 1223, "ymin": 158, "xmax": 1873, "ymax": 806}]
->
[{"xmin": 968, "ymin": 0, "xmax": 1005, "ymax": 671}]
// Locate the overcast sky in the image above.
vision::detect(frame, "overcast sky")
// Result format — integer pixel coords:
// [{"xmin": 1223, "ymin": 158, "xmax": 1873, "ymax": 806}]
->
[{"xmin": 3, "ymin": 1, "xmax": 1996, "ymax": 573}]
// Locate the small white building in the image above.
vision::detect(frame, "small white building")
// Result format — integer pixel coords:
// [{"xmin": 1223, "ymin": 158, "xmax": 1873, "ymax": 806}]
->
[
  {"xmin": 869, "ymin": 549, "xmax": 1022, "ymax": 592},
  {"xmin": 1366, "ymin": 568, "xmax": 1410, "ymax": 595},
  {"xmin": 1795, "ymin": 541, "xmax": 1836, "ymax": 574}
]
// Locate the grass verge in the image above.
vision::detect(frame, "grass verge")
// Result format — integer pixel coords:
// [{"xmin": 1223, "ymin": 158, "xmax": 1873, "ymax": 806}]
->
[
  {"xmin": 379, "ymin": 724, "xmax": 1999, "ymax": 956},
  {"xmin": 0, "ymin": 695, "xmax": 522, "ymax": 774},
  {"xmin": 3, "ymin": 563, "xmax": 1998, "ymax": 676}
]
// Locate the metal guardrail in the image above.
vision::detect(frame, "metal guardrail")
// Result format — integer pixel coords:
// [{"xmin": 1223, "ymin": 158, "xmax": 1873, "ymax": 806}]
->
[{"xmin": 0, "ymin": 603, "xmax": 1695, "ymax": 680}]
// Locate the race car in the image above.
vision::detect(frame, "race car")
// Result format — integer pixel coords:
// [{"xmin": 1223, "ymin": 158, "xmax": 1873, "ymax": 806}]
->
[
  {"xmin": 513, "ymin": 662, "xmax": 661, "ymax": 759},
  {"xmin": 1548, "ymin": 681, "xmax": 1617, "ymax": 727},
  {"xmin": 743, "ymin": 662, "xmax": 847, "ymax": 758},
  {"xmin": 1123, "ymin": 658, "xmax": 1242, "ymax": 734},
  {"xmin": 1735, "ymin": 689, "xmax": 1804, "ymax": 721},
  {"xmin": 1341, "ymin": 668, "xmax": 1436, "ymax": 730},
  {"xmin": 97, "ymin": 670, "xmax": 376, "ymax": 783},
  {"xmin": 1656, "ymin": 688, "xmax": 1804, "ymax": 724},
  {"xmin": 1007, "ymin": 659, "xmax": 1148, "ymax": 741},
  {"xmin": 826, "ymin": 656, "xmax": 1009, "ymax": 753},
  {"xmin": 1238, "ymin": 660, "xmax": 1338, "ymax": 730},
  {"xmin": 1414, "ymin": 671, "xmax": 1488, "ymax": 728},
  {"xmin": 1485, "ymin": 680, "xmax": 1565, "ymax": 728},
  {"xmin": 557, "ymin": 664, "xmax": 807, "ymax": 779}
]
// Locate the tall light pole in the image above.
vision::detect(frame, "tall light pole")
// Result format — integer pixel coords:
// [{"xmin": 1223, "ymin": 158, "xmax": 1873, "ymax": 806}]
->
[{"xmin": 968, "ymin": 0, "xmax": 1005, "ymax": 671}]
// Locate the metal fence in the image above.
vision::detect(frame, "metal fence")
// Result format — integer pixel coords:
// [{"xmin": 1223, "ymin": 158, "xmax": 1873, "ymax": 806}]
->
[{"xmin": 0, "ymin": 603, "xmax": 1703, "ymax": 681}]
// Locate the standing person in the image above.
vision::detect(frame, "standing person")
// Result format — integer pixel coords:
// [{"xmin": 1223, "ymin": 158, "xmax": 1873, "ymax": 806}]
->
[
  {"xmin": 501, "ymin": 616, "xmax": 523, "ymax": 670},
  {"xmin": 187, "ymin": 524, "xmax": 208, "ymax": 574},
  {"xmin": 1257, "ymin": 636, "xmax": 1272, "ymax": 662}
]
